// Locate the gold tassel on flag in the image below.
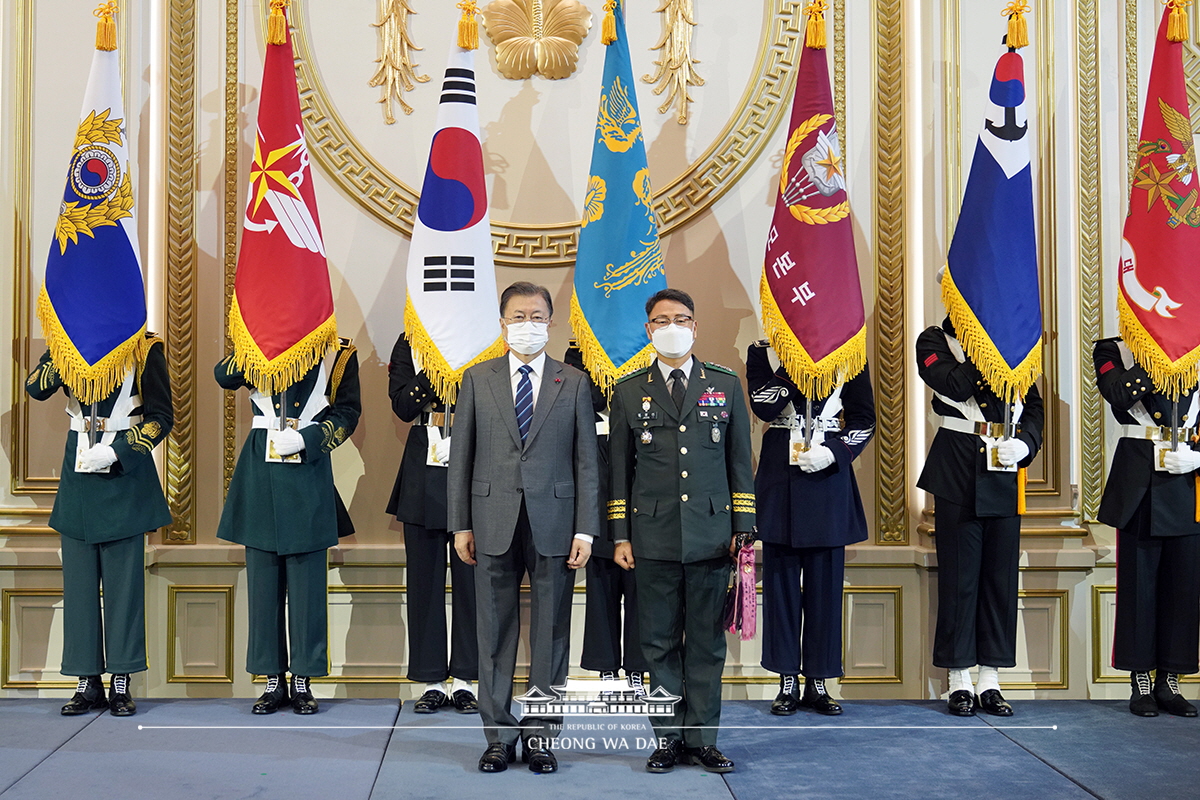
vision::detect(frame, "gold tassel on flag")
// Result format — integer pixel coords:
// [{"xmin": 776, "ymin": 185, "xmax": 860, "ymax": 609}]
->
[
  {"xmin": 94, "ymin": 2, "xmax": 118, "ymax": 52},
  {"xmin": 1017, "ymin": 467, "xmax": 1028, "ymax": 514},
  {"xmin": 267, "ymin": 0, "xmax": 289, "ymax": 46},
  {"xmin": 1167, "ymin": 0, "xmax": 1192, "ymax": 43},
  {"xmin": 805, "ymin": 1, "xmax": 828, "ymax": 50},
  {"xmin": 602, "ymin": 0, "xmax": 618, "ymax": 45},
  {"xmin": 1002, "ymin": 2, "xmax": 1030, "ymax": 50},
  {"xmin": 458, "ymin": 1, "xmax": 480, "ymax": 50}
]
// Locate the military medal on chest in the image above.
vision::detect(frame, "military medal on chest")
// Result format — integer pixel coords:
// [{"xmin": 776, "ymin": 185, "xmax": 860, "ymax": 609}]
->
[
  {"xmin": 641, "ymin": 427, "xmax": 654, "ymax": 445},
  {"xmin": 711, "ymin": 423, "xmax": 721, "ymax": 443}
]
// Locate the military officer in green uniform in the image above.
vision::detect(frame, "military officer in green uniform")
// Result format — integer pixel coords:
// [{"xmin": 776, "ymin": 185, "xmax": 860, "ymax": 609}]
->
[
  {"xmin": 609, "ymin": 288, "xmax": 755, "ymax": 775},
  {"xmin": 216, "ymin": 338, "xmax": 361, "ymax": 715},
  {"xmin": 26, "ymin": 333, "xmax": 173, "ymax": 717}
]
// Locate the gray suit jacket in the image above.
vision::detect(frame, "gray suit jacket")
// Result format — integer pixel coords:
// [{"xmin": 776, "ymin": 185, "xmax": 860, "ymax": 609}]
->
[{"xmin": 448, "ymin": 354, "xmax": 600, "ymax": 557}]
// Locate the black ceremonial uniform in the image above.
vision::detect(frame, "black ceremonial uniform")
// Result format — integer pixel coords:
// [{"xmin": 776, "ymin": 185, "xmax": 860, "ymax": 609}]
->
[
  {"xmin": 385, "ymin": 333, "xmax": 478, "ymax": 685},
  {"xmin": 1093, "ymin": 337, "xmax": 1200, "ymax": 676},
  {"xmin": 916, "ymin": 318, "xmax": 1043, "ymax": 670},
  {"xmin": 26, "ymin": 336, "xmax": 172, "ymax": 681},
  {"xmin": 609, "ymin": 358, "xmax": 755, "ymax": 749},
  {"xmin": 563, "ymin": 344, "xmax": 647, "ymax": 679},
  {"xmin": 748, "ymin": 342, "xmax": 875, "ymax": 680}
]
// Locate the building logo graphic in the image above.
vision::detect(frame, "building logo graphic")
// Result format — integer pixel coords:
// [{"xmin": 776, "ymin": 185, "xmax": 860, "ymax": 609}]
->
[{"xmin": 514, "ymin": 684, "xmax": 681, "ymax": 717}]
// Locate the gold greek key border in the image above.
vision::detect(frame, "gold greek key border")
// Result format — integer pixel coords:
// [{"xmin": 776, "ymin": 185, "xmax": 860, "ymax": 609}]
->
[
  {"xmin": 166, "ymin": 585, "xmax": 235, "ymax": 683},
  {"xmin": 1002, "ymin": 589, "xmax": 1068, "ymax": 691},
  {"xmin": 874, "ymin": 0, "xmax": 906, "ymax": 544},
  {"xmin": 839, "ymin": 586, "xmax": 903, "ymax": 685},
  {"xmin": 1, "ymin": 588, "xmax": 75, "ymax": 689},
  {"xmin": 164, "ymin": 0, "xmax": 199, "ymax": 543},
  {"xmin": 278, "ymin": 0, "xmax": 804, "ymax": 267},
  {"xmin": 223, "ymin": 0, "xmax": 240, "ymax": 494},
  {"xmin": 1080, "ymin": 0, "xmax": 1104, "ymax": 522}
]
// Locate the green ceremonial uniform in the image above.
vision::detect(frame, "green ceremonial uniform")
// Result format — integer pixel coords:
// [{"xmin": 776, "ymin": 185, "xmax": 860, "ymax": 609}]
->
[
  {"xmin": 25, "ymin": 336, "xmax": 173, "ymax": 676},
  {"xmin": 608, "ymin": 358, "xmax": 755, "ymax": 748},
  {"xmin": 215, "ymin": 339, "xmax": 360, "ymax": 678}
]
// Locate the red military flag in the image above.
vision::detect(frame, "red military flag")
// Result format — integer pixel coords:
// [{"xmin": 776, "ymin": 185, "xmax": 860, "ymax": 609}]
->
[
  {"xmin": 759, "ymin": 0, "xmax": 865, "ymax": 399},
  {"xmin": 1118, "ymin": 2, "xmax": 1200, "ymax": 398},
  {"xmin": 228, "ymin": 0, "xmax": 337, "ymax": 394}
]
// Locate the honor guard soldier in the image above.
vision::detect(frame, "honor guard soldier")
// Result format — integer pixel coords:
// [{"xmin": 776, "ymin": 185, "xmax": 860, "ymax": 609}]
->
[
  {"xmin": 565, "ymin": 342, "xmax": 649, "ymax": 698},
  {"xmin": 917, "ymin": 317, "xmax": 1043, "ymax": 717},
  {"xmin": 1094, "ymin": 337, "xmax": 1200, "ymax": 717},
  {"xmin": 747, "ymin": 340, "xmax": 875, "ymax": 716},
  {"xmin": 609, "ymin": 289, "xmax": 755, "ymax": 775},
  {"xmin": 216, "ymin": 338, "xmax": 361, "ymax": 715},
  {"xmin": 385, "ymin": 333, "xmax": 479, "ymax": 713},
  {"xmin": 27, "ymin": 334, "xmax": 173, "ymax": 717}
]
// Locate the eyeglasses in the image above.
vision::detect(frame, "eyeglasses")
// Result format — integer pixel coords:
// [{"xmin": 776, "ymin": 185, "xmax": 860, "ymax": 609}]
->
[
  {"xmin": 648, "ymin": 315, "xmax": 694, "ymax": 329},
  {"xmin": 503, "ymin": 314, "xmax": 550, "ymax": 324}
]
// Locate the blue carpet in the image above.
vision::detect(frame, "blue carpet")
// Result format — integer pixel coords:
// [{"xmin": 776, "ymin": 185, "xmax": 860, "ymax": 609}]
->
[
  {"xmin": 0, "ymin": 700, "xmax": 99, "ymax": 794},
  {"xmin": 0, "ymin": 699, "xmax": 399, "ymax": 800},
  {"xmin": 985, "ymin": 700, "xmax": 1200, "ymax": 800},
  {"xmin": 371, "ymin": 706, "xmax": 735, "ymax": 799},
  {"xmin": 718, "ymin": 700, "xmax": 1094, "ymax": 800}
]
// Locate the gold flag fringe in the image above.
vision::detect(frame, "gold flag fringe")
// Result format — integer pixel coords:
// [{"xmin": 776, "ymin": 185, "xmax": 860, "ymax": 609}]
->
[
  {"xmin": 941, "ymin": 268, "xmax": 1042, "ymax": 403},
  {"xmin": 1002, "ymin": 2, "xmax": 1030, "ymax": 50},
  {"xmin": 94, "ymin": 2, "xmax": 118, "ymax": 51},
  {"xmin": 267, "ymin": 0, "xmax": 289, "ymax": 46},
  {"xmin": 1168, "ymin": 0, "xmax": 1192, "ymax": 43},
  {"xmin": 760, "ymin": 273, "xmax": 866, "ymax": 400},
  {"xmin": 37, "ymin": 286, "xmax": 149, "ymax": 405},
  {"xmin": 227, "ymin": 294, "xmax": 338, "ymax": 395},
  {"xmin": 601, "ymin": 0, "xmax": 619, "ymax": 45},
  {"xmin": 804, "ymin": 1, "xmax": 828, "ymax": 50},
  {"xmin": 569, "ymin": 291, "xmax": 657, "ymax": 397},
  {"xmin": 404, "ymin": 295, "xmax": 505, "ymax": 405},
  {"xmin": 457, "ymin": 1, "xmax": 480, "ymax": 50},
  {"xmin": 1118, "ymin": 292, "xmax": 1200, "ymax": 400}
]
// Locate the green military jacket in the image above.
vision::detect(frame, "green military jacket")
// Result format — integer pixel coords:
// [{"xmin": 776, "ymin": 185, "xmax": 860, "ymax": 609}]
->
[
  {"xmin": 215, "ymin": 339, "xmax": 361, "ymax": 556},
  {"xmin": 25, "ymin": 336, "xmax": 173, "ymax": 544},
  {"xmin": 609, "ymin": 357, "xmax": 756, "ymax": 563}
]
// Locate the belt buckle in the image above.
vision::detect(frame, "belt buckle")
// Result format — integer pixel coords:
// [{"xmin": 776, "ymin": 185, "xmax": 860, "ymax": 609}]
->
[
  {"xmin": 1158, "ymin": 426, "xmax": 1173, "ymax": 442},
  {"xmin": 285, "ymin": 418, "xmax": 300, "ymax": 430}
]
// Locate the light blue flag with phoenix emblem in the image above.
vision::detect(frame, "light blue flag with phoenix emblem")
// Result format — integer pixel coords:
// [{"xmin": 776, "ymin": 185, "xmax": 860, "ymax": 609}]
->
[
  {"xmin": 569, "ymin": 0, "xmax": 666, "ymax": 394},
  {"xmin": 37, "ymin": 8, "xmax": 148, "ymax": 406}
]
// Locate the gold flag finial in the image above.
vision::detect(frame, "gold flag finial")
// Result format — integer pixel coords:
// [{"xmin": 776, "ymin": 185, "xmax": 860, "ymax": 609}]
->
[
  {"xmin": 804, "ymin": 1, "xmax": 828, "ymax": 50},
  {"xmin": 94, "ymin": 2, "xmax": 118, "ymax": 51},
  {"xmin": 1002, "ymin": 2, "xmax": 1030, "ymax": 49},
  {"xmin": 602, "ymin": 0, "xmax": 618, "ymax": 46},
  {"xmin": 457, "ymin": 1, "xmax": 480, "ymax": 50},
  {"xmin": 1167, "ymin": 0, "xmax": 1192, "ymax": 43},
  {"xmin": 267, "ymin": 0, "xmax": 290, "ymax": 47}
]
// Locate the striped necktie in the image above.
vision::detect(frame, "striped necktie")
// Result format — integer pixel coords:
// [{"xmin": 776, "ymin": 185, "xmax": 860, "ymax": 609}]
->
[{"xmin": 515, "ymin": 364, "xmax": 534, "ymax": 443}]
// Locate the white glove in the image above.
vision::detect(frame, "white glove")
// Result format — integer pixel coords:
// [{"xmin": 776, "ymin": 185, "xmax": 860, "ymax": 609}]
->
[
  {"xmin": 79, "ymin": 444, "xmax": 118, "ymax": 472},
  {"xmin": 1163, "ymin": 446, "xmax": 1200, "ymax": 475},
  {"xmin": 995, "ymin": 438, "xmax": 1030, "ymax": 467},
  {"xmin": 432, "ymin": 435, "xmax": 451, "ymax": 465},
  {"xmin": 796, "ymin": 443, "xmax": 835, "ymax": 473},
  {"xmin": 273, "ymin": 427, "xmax": 305, "ymax": 456}
]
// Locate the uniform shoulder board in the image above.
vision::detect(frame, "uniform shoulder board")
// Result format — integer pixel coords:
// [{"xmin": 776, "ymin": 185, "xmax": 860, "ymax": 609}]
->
[
  {"xmin": 751, "ymin": 338, "xmax": 770, "ymax": 349},
  {"xmin": 144, "ymin": 331, "xmax": 165, "ymax": 349},
  {"xmin": 616, "ymin": 366, "xmax": 651, "ymax": 384},
  {"xmin": 704, "ymin": 361, "xmax": 738, "ymax": 376}
]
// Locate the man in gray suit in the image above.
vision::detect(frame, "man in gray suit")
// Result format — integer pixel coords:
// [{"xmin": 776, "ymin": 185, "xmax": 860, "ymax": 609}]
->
[{"xmin": 449, "ymin": 281, "xmax": 600, "ymax": 774}]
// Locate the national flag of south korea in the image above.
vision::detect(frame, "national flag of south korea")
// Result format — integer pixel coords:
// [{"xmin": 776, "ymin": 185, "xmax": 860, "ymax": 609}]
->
[{"xmin": 403, "ymin": 45, "xmax": 504, "ymax": 403}]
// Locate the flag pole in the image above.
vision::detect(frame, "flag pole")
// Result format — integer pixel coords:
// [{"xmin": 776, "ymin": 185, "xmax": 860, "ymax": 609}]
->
[
  {"xmin": 279, "ymin": 388, "xmax": 287, "ymax": 433},
  {"xmin": 1172, "ymin": 399, "xmax": 1180, "ymax": 449},
  {"xmin": 88, "ymin": 406, "xmax": 98, "ymax": 448},
  {"xmin": 803, "ymin": 397, "xmax": 814, "ymax": 449}
]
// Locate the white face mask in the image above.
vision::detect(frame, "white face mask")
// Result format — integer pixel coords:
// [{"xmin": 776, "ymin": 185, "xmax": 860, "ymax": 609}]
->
[
  {"xmin": 651, "ymin": 324, "xmax": 694, "ymax": 359},
  {"xmin": 505, "ymin": 320, "xmax": 550, "ymax": 355}
]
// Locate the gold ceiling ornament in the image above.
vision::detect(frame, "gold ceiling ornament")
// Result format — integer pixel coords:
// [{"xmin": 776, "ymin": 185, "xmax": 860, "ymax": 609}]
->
[
  {"xmin": 368, "ymin": 0, "xmax": 430, "ymax": 123},
  {"xmin": 481, "ymin": 0, "xmax": 593, "ymax": 80},
  {"xmin": 644, "ymin": 0, "xmax": 705, "ymax": 124}
]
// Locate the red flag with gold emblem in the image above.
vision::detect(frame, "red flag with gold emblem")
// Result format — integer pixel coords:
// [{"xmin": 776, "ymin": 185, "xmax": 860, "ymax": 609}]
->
[
  {"xmin": 228, "ymin": 1, "xmax": 336, "ymax": 395},
  {"xmin": 759, "ymin": 1, "xmax": 865, "ymax": 399},
  {"xmin": 1118, "ymin": 3, "xmax": 1200, "ymax": 399}
]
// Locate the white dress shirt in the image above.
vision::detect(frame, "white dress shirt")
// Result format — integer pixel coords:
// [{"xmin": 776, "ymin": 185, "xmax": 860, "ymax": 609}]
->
[{"xmin": 657, "ymin": 356, "xmax": 695, "ymax": 393}]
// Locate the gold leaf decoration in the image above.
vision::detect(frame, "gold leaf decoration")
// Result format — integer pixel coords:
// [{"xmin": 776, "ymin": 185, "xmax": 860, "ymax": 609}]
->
[
  {"xmin": 482, "ymin": 0, "xmax": 592, "ymax": 80},
  {"xmin": 369, "ymin": 0, "xmax": 431, "ymax": 124},
  {"xmin": 643, "ymin": 0, "xmax": 705, "ymax": 125},
  {"xmin": 597, "ymin": 76, "xmax": 643, "ymax": 153},
  {"xmin": 54, "ymin": 172, "xmax": 134, "ymax": 254},
  {"xmin": 74, "ymin": 109, "xmax": 124, "ymax": 149}
]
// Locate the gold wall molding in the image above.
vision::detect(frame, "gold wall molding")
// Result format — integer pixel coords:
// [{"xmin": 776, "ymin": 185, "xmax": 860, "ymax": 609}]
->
[
  {"xmin": 166, "ymin": 585, "xmax": 235, "ymax": 683},
  {"xmin": 833, "ymin": 0, "xmax": 845, "ymax": 139},
  {"xmin": 482, "ymin": 0, "xmax": 593, "ymax": 82},
  {"xmin": 369, "ymin": 0, "xmax": 430, "ymax": 123},
  {"xmin": 164, "ymin": 0, "xmax": 199, "ymax": 544},
  {"xmin": 275, "ymin": 0, "xmax": 805, "ymax": 267},
  {"xmin": 1079, "ymin": 0, "xmax": 1103, "ymax": 522},
  {"xmin": 643, "ymin": 0, "xmax": 704, "ymax": 125},
  {"xmin": 223, "ymin": 0, "xmax": 241, "ymax": 494},
  {"xmin": 873, "ymin": 0, "xmax": 906, "ymax": 544}
]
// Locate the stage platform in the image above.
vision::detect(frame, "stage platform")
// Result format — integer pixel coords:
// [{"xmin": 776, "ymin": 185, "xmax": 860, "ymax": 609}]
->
[{"xmin": 1, "ymin": 699, "xmax": 1196, "ymax": 799}]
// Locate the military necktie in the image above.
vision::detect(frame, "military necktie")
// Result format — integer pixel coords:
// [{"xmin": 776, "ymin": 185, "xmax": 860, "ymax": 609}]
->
[{"xmin": 670, "ymin": 368, "xmax": 686, "ymax": 410}]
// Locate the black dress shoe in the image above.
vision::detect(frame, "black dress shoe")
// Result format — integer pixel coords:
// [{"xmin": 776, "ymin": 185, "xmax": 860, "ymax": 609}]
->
[
  {"xmin": 770, "ymin": 674, "xmax": 800, "ymax": 716},
  {"xmin": 451, "ymin": 689, "xmax": 479, "ymax": 714},
  {"xmin": 798, "ymin": 678, "xmax": 842, "ymax": 716},
  {"xmin": 975, "ymin": 689, "xmax": 1013, "ymax": 717},
  {"xmin": 108, "ymin": 674, "xmax": 136, "ymax": 717},
  {"xmin": 684, "ymin": 745, "xmax": 735, "ymax": 773},
  {"xmin": 646, "ymin": 737, "xmax": 685, "ymax": 773},
  {"xmin": 291, "ymin": 676, "xmax": 318, "ymax": 715},
  {"xmin": 413, "ymin": 689, "xmax": 447, "ymax": 714},
  {"xmin": 252, "ymin": 675, "xmax": 289, "ymax": 715},
  {"xmin": 61, "ymin": 675, "xmax": 108, "ymax": 716},
  {"xmin": 523, "ymin": 743, "xmax": 557, "ymax": 774},
  {"xmin": 1130, "ymin": 672, "xmax": 1159, "ymax": 717},
  {"xmin": 478, "ymin": 742, "xmax": 516, "ymax": 773},
  {"xmin": 947, "ymin": 689, "xmax": 976, "ymax": 717},
  {"xmin": 1154, "ymin": 673, "xmax": 1198, "ymax": 717}
]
